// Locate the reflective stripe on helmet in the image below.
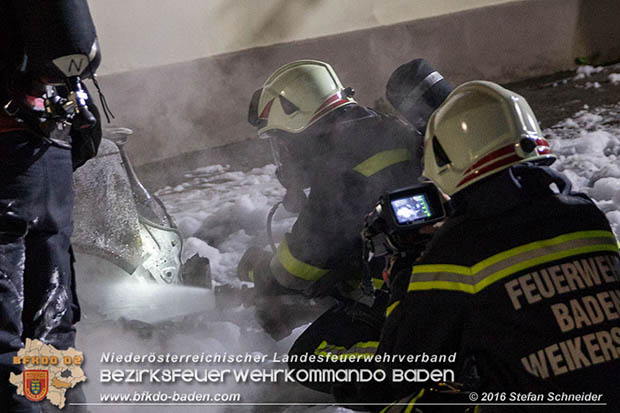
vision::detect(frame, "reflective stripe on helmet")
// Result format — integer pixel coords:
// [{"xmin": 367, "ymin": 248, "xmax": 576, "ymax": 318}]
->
[
  {"xmin": 315, "ymin": 93, "xmax": 342, "ymax": 113},
  {"xmin": 353, "ymin": 148, "xmax": 412, "ymax": 177},
  {"xmin": 457, "ymin": 137, "xmax": 553, "ymax": 188},
  {"xmin": 259, "ymin": 98, "xmax": 275, "ymax": 120},
  {"xmin": 457, "ymin": 154, "xmax": 522, "ymax": 188},
  {"xmin": 255, "ymin": 60, "xmax": 356, "ymax": 134},
  {"xmin": 309, "ymin": 92, "xmax": 352, "ymax": 124},
  {"xmin": 408, "ymin": 230, "xmax": 618, "ymax": 294},
  {"xmin": 463, "ymin": 143, "xmax": 515, "ymax": 174},
  {"xmin": 270, "ymin": 235, "xmax": 330, "ymax": 290}
]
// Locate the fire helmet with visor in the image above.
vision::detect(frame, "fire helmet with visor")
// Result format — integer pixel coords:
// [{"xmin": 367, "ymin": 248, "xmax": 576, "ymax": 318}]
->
[
  {"xmin": 422, "ymin": 81, "xmax": 556, "ymax": 196},
  {"xmin": 248, "ymin": 59, "xmax": 356, "ymax": 135},
  {"xmin": 248, "ymin": 60, "xmax": 356, "ymax": 194}
]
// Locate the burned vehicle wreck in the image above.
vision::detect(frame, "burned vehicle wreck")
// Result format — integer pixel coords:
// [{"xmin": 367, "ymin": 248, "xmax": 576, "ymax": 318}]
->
[{"xmin": 71, "ymin": 128, "xmax": 213, "ymax": 323}]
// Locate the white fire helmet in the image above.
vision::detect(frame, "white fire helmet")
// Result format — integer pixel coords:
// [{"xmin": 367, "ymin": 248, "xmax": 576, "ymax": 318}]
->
[
  {"xmin": 422, "ymin": 80, "xmax": 556, "ymax": 196},
  {"xmin": 248, "ymin": 60, "xmax": 356, "ymax": 134}
]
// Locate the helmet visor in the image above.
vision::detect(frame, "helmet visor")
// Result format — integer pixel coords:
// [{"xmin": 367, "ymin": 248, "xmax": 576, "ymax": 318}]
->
[
  {"xmin": 259, "ymin": 130, "xmax": 288, "ymax": 170},
  {"xmin": 260, "ymin": 129, "xmax": 315, "ymax": 190},
  {"xmin": 268, "ymin": 133, "xmax": 282, "ymax": 170}
]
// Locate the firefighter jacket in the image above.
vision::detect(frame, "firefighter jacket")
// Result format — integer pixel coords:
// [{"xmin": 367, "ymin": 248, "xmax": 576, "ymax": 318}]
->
[
  {"xmin": 376, "ymin": 163, "xmax": 620, "ymax": 410},
  {"xmin": 258, "ymin": 104, "xmax": 422, "ymax": 297}
]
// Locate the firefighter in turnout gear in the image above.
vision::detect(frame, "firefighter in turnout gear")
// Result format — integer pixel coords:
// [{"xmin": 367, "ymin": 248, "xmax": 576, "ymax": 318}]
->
[
  {"xmin": 244, "ymin": 60, "xmax": 422, "ymax": 302},
  {"xmin": 242, "ymin": 59, "xmax": 432, "ymax": 389},
  {"xmin": 1, "ymin": 1, "xmax": 101, "ymax": 411},
  {"xmin": 336, "ymin": 81, "xmax": 620, "ymax": 411}
]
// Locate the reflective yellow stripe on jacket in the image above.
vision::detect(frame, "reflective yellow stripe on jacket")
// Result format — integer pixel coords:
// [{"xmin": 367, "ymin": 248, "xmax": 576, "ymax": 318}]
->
[
  {"xmin": 373, "ymin": 277, "xmax": 385, "ymax": 290},
  {"xmin": 380, "ymin": 388, "xmax": 426, "ymax": 413},
  {"xmin": 408, "ymin": 230, "xmax": 619, "ymax": 294},
  {"xmin": 270, "ymin": 235, "xmax": 330, "ymax": 290},
  {"xmin": 270, "ymin": 148, "xmax": 411, "ymax": 289},
  {"xmin": 314, "ymin": 340, "xmax": 379, "ymax": 360},
  {"xmin": 353, "ymin": 148, "xmax": 411, "ymax": 177},
  {"xmin": 385, "ymin": 300, "xmax": 400, "ymax": 318}
]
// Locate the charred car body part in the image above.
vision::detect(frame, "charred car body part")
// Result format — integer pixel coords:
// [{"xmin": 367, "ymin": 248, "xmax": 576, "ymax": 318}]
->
[
  {"xmin": 73, "ymin": 128, "xmax": 187, "ymax": 285},
  {"xmin": 71, "ymin": 128, "xmax": 211, "ymax": 321},
  {"xmin": 109, "ymin": 128, "xmax": 184, "ymax": 285}
]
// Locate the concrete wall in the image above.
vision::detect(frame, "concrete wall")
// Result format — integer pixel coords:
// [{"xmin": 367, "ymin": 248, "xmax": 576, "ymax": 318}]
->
[
  {"xmin": 89, "ymin": 0, "xmax": 521, "ymax": 75},
  {"xmin": 90, "ymin": 0, "xmax": 620, "ymax": 171}
]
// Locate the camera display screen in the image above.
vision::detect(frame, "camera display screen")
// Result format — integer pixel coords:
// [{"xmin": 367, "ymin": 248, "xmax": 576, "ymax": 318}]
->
[{"xmin": 390, "ymin": 194, "xmax": 433, "ymax": 225}]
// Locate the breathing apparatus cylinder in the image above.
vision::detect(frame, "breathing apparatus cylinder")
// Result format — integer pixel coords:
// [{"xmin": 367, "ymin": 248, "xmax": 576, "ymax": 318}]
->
[{"xmin": 8, "ymin": 0, "xmax": 101, "ymax": 128}]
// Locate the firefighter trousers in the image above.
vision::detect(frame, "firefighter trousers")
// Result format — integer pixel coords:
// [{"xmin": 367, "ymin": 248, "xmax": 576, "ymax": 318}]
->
[{"xmin": 0, "ymin": 131, "xmax": 81, "ymax": 412}]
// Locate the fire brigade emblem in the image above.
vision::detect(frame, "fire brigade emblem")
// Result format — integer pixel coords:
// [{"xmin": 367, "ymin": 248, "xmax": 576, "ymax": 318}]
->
[{"xmin": 24, "ymin": 370, "xmax": 49, "ymax": 402}]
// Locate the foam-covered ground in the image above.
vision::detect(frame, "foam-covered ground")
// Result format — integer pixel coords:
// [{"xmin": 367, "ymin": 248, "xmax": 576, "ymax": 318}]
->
[
  {"xmin": 157, "ymin": 164, "xmax": 296, "ymax": 285},
  {"xmin": 546, "ymin": 103, "xmax": 620, "ymax": 236}
]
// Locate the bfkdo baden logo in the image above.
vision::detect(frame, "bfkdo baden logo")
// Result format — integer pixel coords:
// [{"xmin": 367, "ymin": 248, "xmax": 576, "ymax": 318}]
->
[
  {"xmin": 24, "ymin": 370, "xmax": 49, "ymax": 402},
  {"xmin": 9, "ymin": 339, "xmax": 87, "ymax": 409}
]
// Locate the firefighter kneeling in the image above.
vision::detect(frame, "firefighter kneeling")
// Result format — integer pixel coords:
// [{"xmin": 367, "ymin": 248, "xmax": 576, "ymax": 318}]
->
[{"xmin": 335, "ymin": 81, "xmax": 620, "ymax": 412}]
